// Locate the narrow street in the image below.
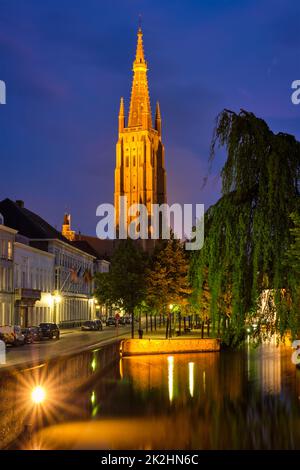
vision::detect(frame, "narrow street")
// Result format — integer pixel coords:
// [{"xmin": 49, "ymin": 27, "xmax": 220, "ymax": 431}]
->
[{"xmin": 1, "ymin": 325, "xmax": 131, "ymax": 370}]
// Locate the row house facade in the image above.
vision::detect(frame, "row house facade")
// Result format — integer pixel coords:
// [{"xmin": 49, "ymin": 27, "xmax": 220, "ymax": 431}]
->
[
  {"xmin": 0, "ymin": 222, "xmax": 16, "ymax": 325},
  {"xmin": 14, "ymin": 238, "xmax": 55, "ymax": 326},
  {"xmin": 31, "ymin": 238, "xmax": 96, "ymax": 326},
  {"xmin": 0, "ymin": 199, "xmax": 109, "ymax": 328}
]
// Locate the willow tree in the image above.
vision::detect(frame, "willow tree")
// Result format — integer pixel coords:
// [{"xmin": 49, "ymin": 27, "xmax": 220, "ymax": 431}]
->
[{"xmin": 191, "ymin": 109, "xmax": 300, "ymax": 345}]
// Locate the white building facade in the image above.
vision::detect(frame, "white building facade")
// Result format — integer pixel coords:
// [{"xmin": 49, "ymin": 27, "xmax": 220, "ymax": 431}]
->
[
  {"xmin": 0, "ymin": 224, "xmax": 16, "ymax": 325},
  {"xmin": 31, "ymin": 239, "xmax": 96, "ymax": 326},
  {"xmin": 14, "ymin": 240, "xmax": 55, "ymax": 326}
]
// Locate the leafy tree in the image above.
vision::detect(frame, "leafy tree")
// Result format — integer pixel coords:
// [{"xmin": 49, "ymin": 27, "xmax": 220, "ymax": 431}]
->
[
  {"xmin": 94, "ymin": 239, "xmax": 148, "ymax": 338},
  {"xmin": 146, "ymin": 238, "xmax": 191, "ymax": 338},
  {"xmin": 191, "ymin": 109, "xmax": 300, "ymax": 345},
  {"xmin": 286, "ymin": 213, "xmax": 300, "ymax": 275},
  {"xmin": 284, "ymin": 212, "xmax": 300, "ymax": 335}
]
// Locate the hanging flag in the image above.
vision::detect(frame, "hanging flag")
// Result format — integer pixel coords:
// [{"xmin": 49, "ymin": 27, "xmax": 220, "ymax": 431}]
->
[
  {"xmin": 70, "ymin": 267, "xmax": 78, "ymax": 283},
  {"xmin": 83, "ymin": 269, "xmax": 93, "ymax": 283},
  {"xmin": 71, "ymin": 266, "xmax": 82, "ymax": 283}
]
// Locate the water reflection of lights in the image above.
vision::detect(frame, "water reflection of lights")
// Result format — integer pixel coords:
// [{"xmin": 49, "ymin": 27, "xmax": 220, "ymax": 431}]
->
[
  {"xmin": 91, "ymin": 357, "xmax": 97, "ymax": 372},
  {"xmin": 188, "ymin": 362, "xmax": 194, "ymax": 397},
  {"xmin": 203, "ymin": 371, "xmax": 206, "ymax": 393},
  {"xmin": 90, "ymin": 391, "xmax": 96, "ymax": 405},
  {"xmin": 31, "ymin": 386, "xmax": 46, "ymax": 404},
  {"xmin": 167, "ymin": 356, "xmax": 174, "ymax": 403},
  {"xmin": 119, "ymin": 359, "xmax": 123, "ymax": 380},
  {"xmin": 11, "ymin": 356, "xmax": 98, "ymax": 443}
]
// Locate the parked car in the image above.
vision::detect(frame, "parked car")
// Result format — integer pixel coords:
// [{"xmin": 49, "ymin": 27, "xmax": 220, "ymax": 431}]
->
[
  {"xmin": 21, "ymin": 326, "xmax": 41, "ymax": 344},
  {"xmin": 119, "ymin": 316, "xmax": 126, "ymax": 326},
  {"xmin": 93, "ymin": 319, "xmax": 103, "ymax": 330},
  {"xmin": 0, "ymin": 325, "xmax": 25, "ymax": 346},
  {"xmin": 81, "ymin": 320, "xmax": 102, "ymax": 331},
  {"xmin": 38, "ymin": 323, "xmax": 60, "ymax": 340},
  {"xmin": 106, "ymin": 317, "xmax": 116, "ymax": 326}
]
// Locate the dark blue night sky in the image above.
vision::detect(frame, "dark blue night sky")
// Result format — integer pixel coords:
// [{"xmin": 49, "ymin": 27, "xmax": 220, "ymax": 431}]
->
[{"xmin": 0, "ymin": 0, "xmax": 299, "ymax": 234}]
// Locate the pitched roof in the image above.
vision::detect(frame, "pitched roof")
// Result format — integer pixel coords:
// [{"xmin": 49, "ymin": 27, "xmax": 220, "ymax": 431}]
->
[
  {"xmin": 71, "ymin": 240, "xmax": 101, "ymax": 259},
  {"xmin": 0, "ymin": 198, "xmax": 68, "ymax": 241},
  {"xmin": 74, "ymin": 234, "xmax": 115, "ymax": 260}
]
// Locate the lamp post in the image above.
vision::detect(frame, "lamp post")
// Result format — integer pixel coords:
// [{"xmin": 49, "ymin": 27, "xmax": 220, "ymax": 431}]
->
[
  {"xmin": 167, "ymin": 304, "xmax": 174, "ymax": 339},
  {"xmin": 52, "ymin": 292, "xmax": 62, "ymax": 324}
]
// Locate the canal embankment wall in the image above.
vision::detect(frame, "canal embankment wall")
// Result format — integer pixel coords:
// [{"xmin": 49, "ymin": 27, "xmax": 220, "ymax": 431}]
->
[{"xmin": 121, "ymin": 338, "xmax": 220, "ymax": 356}]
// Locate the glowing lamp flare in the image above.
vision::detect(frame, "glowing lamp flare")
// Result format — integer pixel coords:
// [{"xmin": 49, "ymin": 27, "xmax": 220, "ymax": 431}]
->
[{"xmin": 31, "ymin": 386, "xmax": 46, "ymax": 404}]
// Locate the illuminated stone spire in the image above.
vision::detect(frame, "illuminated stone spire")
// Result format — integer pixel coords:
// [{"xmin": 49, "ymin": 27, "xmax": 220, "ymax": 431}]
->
[
  {"xmin": 114, "ymin": 25, "xmax": 167, "ymax": 238},
  {"xmin": 128, "ymin": 27, "xmax": 152, "ymax": 129},
  {"xmin": 155, "ymin": 101, "xmax": 162, "ymax": 136},
  {"xmin": 118, "ymin": 97, "xmax": 125, "ymax": 133}
]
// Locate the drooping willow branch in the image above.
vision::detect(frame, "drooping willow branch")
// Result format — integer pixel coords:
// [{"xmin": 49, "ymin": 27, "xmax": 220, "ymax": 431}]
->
[{"xmin": 191, "ymin": 109, "xmax": 300, "ymax": 346}]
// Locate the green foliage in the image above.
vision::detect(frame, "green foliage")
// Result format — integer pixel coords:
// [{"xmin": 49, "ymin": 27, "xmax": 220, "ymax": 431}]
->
[
  {"xmin": 286, "ymin": 213, "xmax": 300, "ymax": 275},
  {"xmin": 146, "ymin": 238, "xmax": 191, "ymax": 314},
  {"xmin": 191, "ymin": 109, "xmax": 300, "ymax": 344},
  {"xmin": 94, "ymin": 240, "xmax": 148, "ymax": 336}
]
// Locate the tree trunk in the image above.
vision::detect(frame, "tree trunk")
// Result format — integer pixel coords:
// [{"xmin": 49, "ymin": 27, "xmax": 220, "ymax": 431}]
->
[
  {"xmin": 154, "ymin": 315, "xmax": 157, "ymax": 331},
  {"xmin": 201, "ymin": 322, "xmax": 204, "ymax": 339},
  {"xmin": 179, "ymin": 313, "xmax": 182, "ymax": 336},
  {"xmin": 131, "ymin": 311, "xmax": 134, "ymax": 339},
  {"xmin": 165, "ymin": 316, "xmax": 169, "ymax": 339},
  {"xmin": 207, "ymin": 320, "xmax": 210, "ymax": 337},
  {"xmin": 146, "ymin": 312, "xmax": 148, "ymax": 332},
  {"xmin": 150, "ymin": 315, "xmax": 153, "ymax": 332},
  {"xmin": 159, "ymin": 314, "xmax": 162, "ymax": 327},
  {"xmin": 139, "ymin": 310, "xmax": 142, "ymax": 330}
]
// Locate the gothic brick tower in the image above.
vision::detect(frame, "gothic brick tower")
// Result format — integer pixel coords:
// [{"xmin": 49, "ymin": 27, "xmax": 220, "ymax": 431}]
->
[{"xmin": 114, "ymin": 27, "xmax": 167, "ymax": 233}]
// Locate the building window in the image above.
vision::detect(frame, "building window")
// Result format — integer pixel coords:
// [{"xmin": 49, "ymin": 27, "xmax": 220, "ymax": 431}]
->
[
  {"xmin": 1, "ymin": 240, "xmax": 5, "ymax": 259},
  {"xmin": 126, "ymin": 157, "xmax": 129, "ymax": 167},
  {"xmin": 7, "ymin": 241, "xmax": 12, "ymax": 260}
]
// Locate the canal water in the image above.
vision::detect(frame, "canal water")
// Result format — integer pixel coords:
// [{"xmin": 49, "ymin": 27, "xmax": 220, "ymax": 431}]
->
[{"xmin": 1, "ymin": 342, "xmax": 300, "ymax": 449}]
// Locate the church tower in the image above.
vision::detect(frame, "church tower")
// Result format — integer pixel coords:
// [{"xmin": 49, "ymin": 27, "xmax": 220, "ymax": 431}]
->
[
  {"xmin": 62, "ymin": 213, "xmax": 75, "ymax": 241},
  {"xmin": 114, "ymin": 27, "xmax": 167, "ymax": 233}
]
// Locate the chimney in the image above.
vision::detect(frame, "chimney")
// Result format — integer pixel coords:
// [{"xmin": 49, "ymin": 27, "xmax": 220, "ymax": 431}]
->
[{"xmin": 16, "ymin": 200, "xmax": 24, "ymax": 208}]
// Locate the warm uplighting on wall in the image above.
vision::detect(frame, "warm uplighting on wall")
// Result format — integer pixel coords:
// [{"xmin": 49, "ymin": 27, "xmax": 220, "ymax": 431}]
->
[
  {"xmin": 53, "ymin": 294, "xmax": 62, "ymax": 304},
  {"xmin": 44, "ymin": 293, "xmax": 54, "ymax": 307}
]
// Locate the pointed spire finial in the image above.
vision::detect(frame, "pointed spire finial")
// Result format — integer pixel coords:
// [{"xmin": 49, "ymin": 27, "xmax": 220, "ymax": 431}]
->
[
  {"xmin": 128, "ymin": 25, "xmax": 152, "ymax": 129},
  {"xmin": 118, "ymin": 97, "xmax": 125, "ymax": 132},
  {"xmin": 155, "ymin": 101, "xmax": 162, "ymax": 136},
  {"xmin": 138, "ymin": 13, "xmax": 142, "ymax": 31}
]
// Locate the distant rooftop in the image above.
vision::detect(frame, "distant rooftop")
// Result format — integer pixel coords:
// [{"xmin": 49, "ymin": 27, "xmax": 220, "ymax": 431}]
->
[{"xmin": 0, "ymin": 198, "xmax": 67, "ymax": 241}]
